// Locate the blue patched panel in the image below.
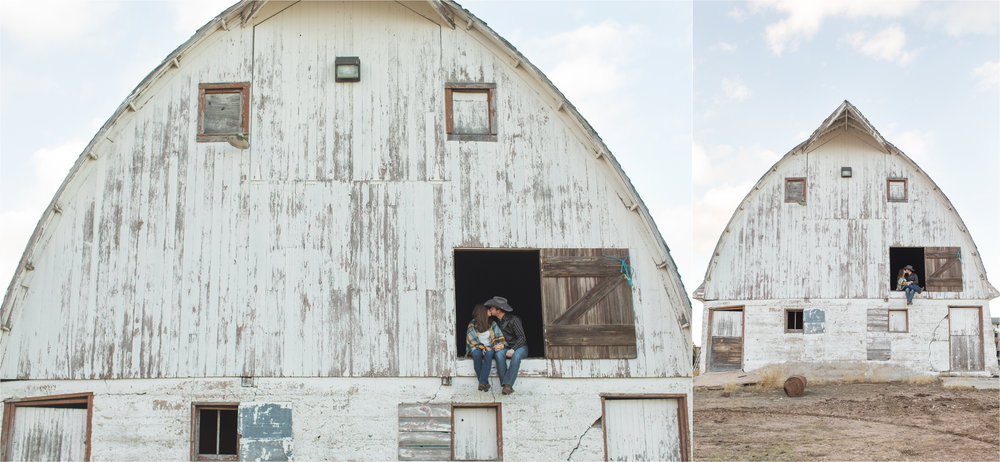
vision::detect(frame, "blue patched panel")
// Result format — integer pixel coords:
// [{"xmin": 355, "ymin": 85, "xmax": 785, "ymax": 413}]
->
[
  {"xmin": 239, "ymin": 403, "xmax": 293, "ymax": 461},
  {"xmin": 803, "ymin": 309, "xmax": 825, "ymax": 334}
]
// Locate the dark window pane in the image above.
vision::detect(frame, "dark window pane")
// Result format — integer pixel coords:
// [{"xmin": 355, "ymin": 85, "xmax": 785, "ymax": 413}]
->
[
  {"xmin": 218, "ymin": 409, "xmax": 239, "ymax": 455},
  {"xmin": 199, "ymin": 409, "xmax": 218, "ymax": 455}
]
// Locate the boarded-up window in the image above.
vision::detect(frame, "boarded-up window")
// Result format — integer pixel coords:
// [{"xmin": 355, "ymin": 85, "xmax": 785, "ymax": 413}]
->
[
  {"xmin": 540, "ymin": 248, "xmax": 637, "ymax": 359},
  {"xmin": 602, "ymin": 395, "xmax": 688, "ymax": 461},
  {"xmin": 194, "ymin": 405, "xmax": 238, "ymax": 460},
  {"xmin": 708, "ymin": 308, "xmax": 743, "ymax": 372},
  {"xmin": 1, "ymin": 393, "xmax": 92, "ymax": 461},
  {"xmin": 888, "ymin": 310, "xmax": 908, "ymax": 333},
  {"xmin": 924, "ymin": 247, "xmax": 963, "ymax": 292},
  {"xmin": 445, "ymin": 83, "xmax": 496, "ymax": 141},
  {"xmin": 949, "ymin": 306, "xmax": 984, "ymax": 371},
  {"xmin": 198, "ymin": 83, "xmax": 250, "ymax": 141},
  {"xmin": 452, "ymin": 405, "xmax": 501, "ymax": 461},
  {"xmin": 887, "ymin": 178, "xmax": 907, "ymax": 202},
  {"xmin": 785, "ymin": 177, "xmax": 806, "ymax": 203},
  {"xmin": 785, "ymin": 309, "xmax": 803, "ymax": 332}
]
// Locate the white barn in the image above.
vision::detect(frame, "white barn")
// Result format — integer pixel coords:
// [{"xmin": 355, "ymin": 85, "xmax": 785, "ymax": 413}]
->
[
  {"xmin": 0, "ymin": 1, "xmax": 692, "ymax": 460},
  {"xmin": 695, "ymin": 101, "xmax": 999, "ymax": 379}
]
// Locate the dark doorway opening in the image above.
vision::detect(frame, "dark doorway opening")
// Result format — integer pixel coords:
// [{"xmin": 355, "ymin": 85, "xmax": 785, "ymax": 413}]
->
[
  {"xmin": 889, "ymin": 247, "xmax": 925, "ymax": 290},
  {"xmin": 454, "ymin": 249, "xmax": 545, "ymax": 358}
]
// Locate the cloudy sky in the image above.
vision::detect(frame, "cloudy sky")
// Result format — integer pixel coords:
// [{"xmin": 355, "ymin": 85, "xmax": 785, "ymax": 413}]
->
[
  {"xmin": 694, "ymin": 0, "xmax": 1000, "ymax": 336},
  {"xmin": 1, "ymin": 1, "xmax": 997, "ymax": 343}
]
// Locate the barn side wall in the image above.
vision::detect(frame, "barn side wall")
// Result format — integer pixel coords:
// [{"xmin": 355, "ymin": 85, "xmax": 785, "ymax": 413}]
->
[
  {"xmin": 0, "ymin": 376, "xmax": 690, "ymax": 461},
  {"xmin": 0, "ymin": 0, "xmax": 688, "ymax": 381},
  {"xmin": 699, "ymin": 298, "xmax": 999, "ymax": 377}
]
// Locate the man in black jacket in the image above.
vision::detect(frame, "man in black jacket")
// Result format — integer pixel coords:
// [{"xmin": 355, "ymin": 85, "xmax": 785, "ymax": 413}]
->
[
  {"xmin": 903, "ymin": 265, "xmax": 922, "ymax": 305},
  {"xmin": 485, "ymin": 296, "xmax": 528, "ymax": 395}
]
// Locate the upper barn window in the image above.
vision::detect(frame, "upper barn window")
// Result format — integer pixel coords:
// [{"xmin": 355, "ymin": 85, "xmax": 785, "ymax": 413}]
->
[
  {"xmin": 445, "ymin": 83, "xmax": 497, "ymax": 141},
  {"xmin": 887, "ymin": 178, "xmax": 908, "ymax": 202},
  {"xmin": 784, "ymin": 178, "xmax": 806, "ymax": 204},
  {"xmin": 198, "ymin": 83, "xmax": 250, "ymax": 142}
]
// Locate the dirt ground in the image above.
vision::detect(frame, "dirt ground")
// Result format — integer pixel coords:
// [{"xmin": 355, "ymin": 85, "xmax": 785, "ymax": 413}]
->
[{"xmin": 694, "ymin": 382, "xmax": 999, "ymax": 461}]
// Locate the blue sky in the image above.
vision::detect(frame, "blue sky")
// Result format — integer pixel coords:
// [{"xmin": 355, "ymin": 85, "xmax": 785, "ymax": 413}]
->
[{"xmin": 693, "ymin": 1, "xmax": 999, "ymax": 333}]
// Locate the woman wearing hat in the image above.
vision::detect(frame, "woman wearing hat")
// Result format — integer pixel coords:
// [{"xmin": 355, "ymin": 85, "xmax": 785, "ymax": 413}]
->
[{"xmin": 465, "ymin": 304, "xmax": 506, "ymax": 391}]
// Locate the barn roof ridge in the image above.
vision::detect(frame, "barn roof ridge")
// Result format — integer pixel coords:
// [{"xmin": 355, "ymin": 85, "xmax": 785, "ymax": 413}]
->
[
  {"xmin": 695, "ymin": 101, "xmax": 997, "ymax": 301},
  {"xmin": 2, "ymin": 0, "xmax": 692, "ymax": 332}
]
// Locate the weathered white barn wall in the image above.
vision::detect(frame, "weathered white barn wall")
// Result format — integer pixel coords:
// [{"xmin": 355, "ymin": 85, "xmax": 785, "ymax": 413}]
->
[
  {"xmin": 703, "ymin": 129, "xmax": 994, "ymax": 302},
  {"xmin": 0, "ymin": 0, "xmax": 689, "ymax": 381},
  {"xmin": 700, "ymin": 299, "xmax": 998, "ymax": 377},
  {"xmin": 0, "ymin": 376, "xmax": 689, "ymax": 461}
]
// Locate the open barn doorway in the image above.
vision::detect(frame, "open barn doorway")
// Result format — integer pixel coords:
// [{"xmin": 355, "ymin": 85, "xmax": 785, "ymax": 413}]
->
[
  {"xmin": 889, "ymin": 247, "xmax": 925, "ymax": 290},
  {"xmin": 454, "ymin": 249, "xmax": 545, "ymax": 358}
]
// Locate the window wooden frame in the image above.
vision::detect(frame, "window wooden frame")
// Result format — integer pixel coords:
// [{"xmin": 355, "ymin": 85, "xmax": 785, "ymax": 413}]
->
[
  {"xmin": 445, "ymin": 83, "xmax": 497, "ymax": 142},
  {"xmin": 888, "ymin": 309, "xmax": 908, "ymax": 333},
  {"xmin": 1, "ymin": 393, "xmax": 94, "ymax": 462},
  {"xmin": 450, "ymin": 403, "xmax": 502, "ymax": 461},
  {"xmin": 191, "ymin": 403, "xmax": 240, "ymax": 461},
  {"xmin": 887, "ymin": 178, "xmax": 908, "ymax": 202},
  {"xmin": 600, "ymin": 394, "xmax": 690, "ymax": 462},
  {"xmin": 706, "ymin": 306, "xmax": 744, "ymax": 372},
  {"xmin": 784, "ymin": 309, "xmax": 804, "ymax": 333},
  {"xmin": 197, "ymin": 83, "xmax": 250, "ymax": 142},
  {"xmin": 784, "ymin": 177, "xmax": 806, "ymax": 203}
]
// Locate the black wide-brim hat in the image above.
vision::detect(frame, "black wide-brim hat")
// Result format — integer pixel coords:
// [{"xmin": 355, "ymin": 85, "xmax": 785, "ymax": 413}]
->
[{"xmin": 484, "ymin": 296, "xmax": 513, "ymax": 312}]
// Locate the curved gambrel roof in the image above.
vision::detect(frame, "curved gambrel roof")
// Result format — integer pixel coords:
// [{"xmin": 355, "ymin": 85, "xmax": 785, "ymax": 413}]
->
[
  {"xmin": 694, "ymin": 100, "xmax": 998, "ymax": 301},
  {"xmin": 2, "ymin": 0, "xmax": 690, "ymax": 330}
]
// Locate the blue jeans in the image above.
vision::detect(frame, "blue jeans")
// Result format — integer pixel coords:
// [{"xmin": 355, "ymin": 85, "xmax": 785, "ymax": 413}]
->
[
  {"xmin": 905, "ymin": 283, "xmax": 922, "ymax": 302},
  {"xmin": 495, "ymin": 346, "xmax": 528, "ymax": 386},
  {"xmin": 470, "ymin": 349, "xmax": 494, "ymax": 385}
]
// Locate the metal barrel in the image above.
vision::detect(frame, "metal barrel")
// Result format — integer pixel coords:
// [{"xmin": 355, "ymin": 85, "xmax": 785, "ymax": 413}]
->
[{"xmin": 783, "ymin": 375, "xmax": 807, "ymax": 397}]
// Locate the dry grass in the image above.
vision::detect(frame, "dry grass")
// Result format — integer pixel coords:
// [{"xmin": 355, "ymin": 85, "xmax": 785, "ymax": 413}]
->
[
  {"xmin": 906, "ymin": 375, "xmax": 939, "ymax": 385},
  {"xmin": 755, "ymin": 366, "xmax": 786, "ymax": 389},
  {"xmin": 722, "ymin": 381, "xmax": 738, "ymax": 396}
]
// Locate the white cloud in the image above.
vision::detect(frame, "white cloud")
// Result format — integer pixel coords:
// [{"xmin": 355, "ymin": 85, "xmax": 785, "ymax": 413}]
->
[
  {"xmin": 0, "ymin": 140, "xmax": 84, "ymax": 290},
  {"xmin": 713, "ymin": 41, "xmax": 737, "ymax": 52},
  {"xmin": 165, "ymin": 0, "xmax": 235, "ymax": 34},
  {"xmin": 693, "ymin": 142, "xmax": 779, "ymax": 187},
  {"xmin": 755, "ymin": 0, "xmax": 918, "ymax": 55},
  {"xmin": 843, "ymin": 25, "xmax": 914, "ymax": 66},
  {"xmin": 728, "ymin": 7, "xmax": 747, "ymax": 22},
  {"xmin": 927, "ymin": 1, "xmax": 1000, "ymax": 36},
  {"xmin": 0, "ymin": 0, "xmax": 119, "ymax": 46},
  {"xmin": 887, "ymin": 129, "xmax": 934, "ymax": 164},
  {"xmin": 721, "ymin": 77, "xmax": 752, "ymax": 101},
  {"xmin": 693, "ymin": 181, "xmax": 755, "ymax": 254},
  {"xmin": 972, "ymin": 61, "xmax": 1000, "ymax": 92},
  {"xmin": 541, "ymin": 21, "xmax": 646, "ymax": 101}
]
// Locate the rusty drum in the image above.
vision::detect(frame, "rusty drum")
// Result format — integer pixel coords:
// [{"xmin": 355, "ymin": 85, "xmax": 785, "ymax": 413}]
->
[{"xmin": 783, "ymin": 375, "xmax": 807, "ymax": 397}]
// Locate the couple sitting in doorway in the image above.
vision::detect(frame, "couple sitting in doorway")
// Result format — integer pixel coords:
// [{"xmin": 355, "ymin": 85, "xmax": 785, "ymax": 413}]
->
[{"xmin": 464, "ymin": 296, "xmax": 528, "ymax": 395}]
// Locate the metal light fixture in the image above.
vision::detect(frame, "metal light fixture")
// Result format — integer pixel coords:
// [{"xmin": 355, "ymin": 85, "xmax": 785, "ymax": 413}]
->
[
  {"xmin": 841, "ymin": 167, "xmax": 852, "ymax": 178},
  {"xmin": 227, "ymin": 133, "xmax": 250, "ymax": 149},
  {"xmin": 335, "ymin": 56, "xmax": 361, "ymax": 82}
]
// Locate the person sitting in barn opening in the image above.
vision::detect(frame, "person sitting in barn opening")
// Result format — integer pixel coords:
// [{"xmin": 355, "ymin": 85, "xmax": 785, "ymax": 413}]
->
[
  {"xmin": 465, "ymin": 303, "xmax": 506, "ymax": 392},
  {"xmin": 485, "ymin": 296, "xmax": 528, "ymax": 395},
  {"xmin": 902, "ymin": 265, "xmax": 922, "ymax": 305},
  {"xmin": 895, "ymin": 268, "xmax": 908, "ymax": 291}
]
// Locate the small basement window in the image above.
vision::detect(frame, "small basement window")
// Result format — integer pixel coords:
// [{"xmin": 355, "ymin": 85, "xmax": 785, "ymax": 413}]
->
[
  {"xmin": 445, "ymin": 83, "xmax": 497, "ymax": 141},
  {"xmin": 888, "ymin": 310, "xmax": 908, "ymax": 333},
  {"xmin": 194, "ymin": 405, "xmax": 238, "ymax": 460},
  {"xmin": 785, "ymin": 309, "xmax": 803, "ymax": 333},
  {"xmin": 784, "ymin": 177, "xmax": 806, "ymax": 204},
  {"xmin": 887, "ymin": 178, "xmax": 907, "ymax": 202},
  {"xmin": 198, "ymin": 83, "xmax": 250, "ymax": 142}
]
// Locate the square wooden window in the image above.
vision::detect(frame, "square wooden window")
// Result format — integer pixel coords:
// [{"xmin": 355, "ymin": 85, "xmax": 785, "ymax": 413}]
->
[
  {"xmin": 451, "ymin": 403, "xmax": 502, "ymax": 461},
  {"xmin": 785, "ymin": 309, "xmax": 803, "ymax": 333},
  {"xmin": 784, "ymin": 177, "xmax": 806, "ymax": 203},
  {"xmin": 193, "ymin": 404, "xmax": 239, "ymax": 461},
  {"xmin": 887, "ymin": 178, "xmax": 907, "ymax": 202},
  {"xmin": 445, "ymin": 83, "xmax": 497, "ymax": 141},
  {"xmin": 888, "ymin": 310, "xmax": 908, "ymax": 333},
  {"xmin": 198, "ymin": 83, "xmax": 250, "ymax": 142},
  {"xmin": 1, "ymin": 393, "xmax": 93, "ymax": 461}
]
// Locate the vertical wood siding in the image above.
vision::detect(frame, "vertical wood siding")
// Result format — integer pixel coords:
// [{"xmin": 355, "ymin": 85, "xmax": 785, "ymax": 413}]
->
[
  {"xmin": 8, "ymin": 407, "xmax": 88, "ymax": 461},
  {"xmin": 704, "ymin": 128, "xmax": 992, "ymax": 301},
  {"xmin": 604, "ymin": 398, "xmax": 681, "ymax": 461},
  {"xmin": 949, "ymin": 307, "xmax": 983, "ymax": 371},
  {"xmin": 452, "ymin": 407, "xmax": 499, "ymax": 461},
  {"xmin": 0, "ymin": 1, "xmax": 687, "ymax": 380}
]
